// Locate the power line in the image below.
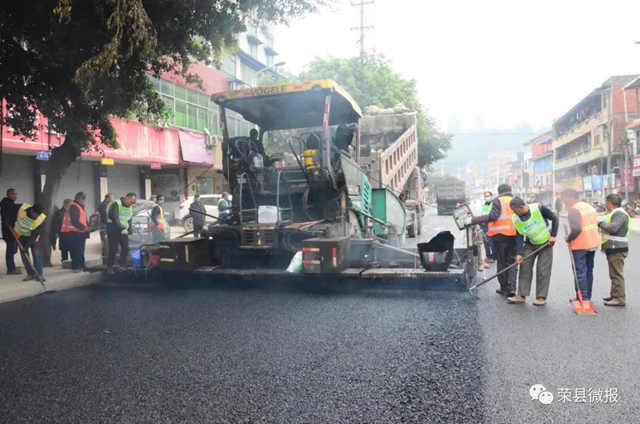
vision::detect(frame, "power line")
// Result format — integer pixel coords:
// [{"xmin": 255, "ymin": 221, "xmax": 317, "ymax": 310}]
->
[{"xmin": 350, "ymin": 0, "xmax": 374, "ymax": 54}]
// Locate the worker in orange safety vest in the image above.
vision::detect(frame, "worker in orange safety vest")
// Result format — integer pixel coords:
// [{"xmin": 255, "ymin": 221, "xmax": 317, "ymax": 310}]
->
[
  {"xmin": 562, "ymin": 188, "xmax": 600, "ymax": 301},
  {"xmin": 471, "ymin": 183, "xmax": 518, "ymax": 297},
  {"xmin": 60, "ymin": 192, "xmax": 92, "ymax": 272}
]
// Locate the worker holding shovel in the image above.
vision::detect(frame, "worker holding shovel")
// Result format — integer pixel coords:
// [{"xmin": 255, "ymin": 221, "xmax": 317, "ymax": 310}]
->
[
  {"xmin": 507, "ymin": 197, "xmax": 559, "ymax": 306},
  {"xmin": 12, "ymin": 203, "xmax": 47, "ymax": 282}
]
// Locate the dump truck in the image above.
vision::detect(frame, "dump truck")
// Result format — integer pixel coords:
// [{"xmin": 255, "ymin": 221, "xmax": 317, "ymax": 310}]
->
[
  {"xmin": 436, "ymin": 178, "xmax": 466, "ymax": 216},
  {"xmin": 360, "ymin": 105, "xmax": 426, "ymax": 238},
  {"xmin": 108, "ymin": 80, "xmax": 479, "ymax": 288}
]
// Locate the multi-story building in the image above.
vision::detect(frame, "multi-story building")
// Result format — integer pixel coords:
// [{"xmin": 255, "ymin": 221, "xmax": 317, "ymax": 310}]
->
[
  {"xmin": 526, "ymin": 132, "xmax": 553, "ymax": 203},
  {"xmin": 553, "ymin": 75, "xmax": 640, "ymax": 197},
  {"xmin": 624, "ymin": 76, "xmax": 640, "ymax": 192},
  {"xmin": 0, "ymin": 20, "xmax": 282, "ymax": 217}
]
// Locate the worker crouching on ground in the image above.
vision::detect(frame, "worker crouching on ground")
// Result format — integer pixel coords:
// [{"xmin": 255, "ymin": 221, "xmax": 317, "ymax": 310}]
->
[
  {"xmin": 507, "ymin": 198, "xmax": 558, "ymax": 306},
  {"xmin": 471, "ymin": 184, "xmax": 518, "ymax": 297},
  {"xmin": 60, "ymin": 192, "xmax": 91, "ymax": 273},
  {"xmin": 149, "ymin": 194, "xmax": 166, "ymax": 243},
  {"xmin": 562, "ymin": 188, "xmax": 600, "ymax": 302},
  {"xmin": 106, "ymin": 193, "xmax": 137, "ymax": 275},
  {"xmin": 598, "ymin": 194, "xmax": 630, "ymax": 307},
  {"xmin": 12, "ymin": 203, "xmax": 46, "ymax": 282}
]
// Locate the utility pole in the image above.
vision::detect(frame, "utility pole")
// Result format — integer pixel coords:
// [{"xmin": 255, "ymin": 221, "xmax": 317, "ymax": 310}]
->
[
  {"xmin": 350, "ymin": 0, "xmax": 374, "ymax": 54},
  {"xmin": 624, "ymin": 139, "xmax": 629, "ymax": 200}
]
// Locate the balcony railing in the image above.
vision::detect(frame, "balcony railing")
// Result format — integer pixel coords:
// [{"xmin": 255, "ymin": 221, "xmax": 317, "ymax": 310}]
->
[
  {"xmin": 554, "ymin": 147, "xmax": 604, "ymax": 171},
  {"xmin": 555, "ymin": 110, "xmax": 607, "ymax": 148}
]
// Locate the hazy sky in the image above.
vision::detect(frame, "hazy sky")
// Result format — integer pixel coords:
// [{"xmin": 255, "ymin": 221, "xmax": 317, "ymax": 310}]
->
[{"xmin": 276, "ymin": 0, "xmax": 640, "ymax": 132}]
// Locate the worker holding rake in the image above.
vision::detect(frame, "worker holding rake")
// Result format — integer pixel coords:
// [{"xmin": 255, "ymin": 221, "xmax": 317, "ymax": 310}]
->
[{"xmin": 507, "ymin": 197, "xmax": 559, "ymax": 306}]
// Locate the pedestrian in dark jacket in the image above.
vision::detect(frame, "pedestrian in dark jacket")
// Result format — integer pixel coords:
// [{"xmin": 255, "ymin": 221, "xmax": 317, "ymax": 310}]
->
[
  {"xmin": 598, "ymin": 194, "xmax": 630, "ymax": 307},
  {"xmin": 106, "ymin": 193, "xmax": 137, "ymax": 274},
  {"xmin": 190, "ymin": 194, "xmax": 206, "ymax": 237},
  {"xmin": 0, "ymin": 188, "xmax": 21, "ymax": 274}
]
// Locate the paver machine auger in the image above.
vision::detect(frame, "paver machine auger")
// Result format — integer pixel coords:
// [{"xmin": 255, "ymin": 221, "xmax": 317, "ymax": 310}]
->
[{"xmin": 129, "ymin": 80, "xmax": 480, "ymax": 288}]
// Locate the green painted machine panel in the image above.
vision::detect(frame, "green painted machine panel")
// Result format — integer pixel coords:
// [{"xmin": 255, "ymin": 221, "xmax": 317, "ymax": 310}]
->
[{"xmin": 372, "ymin": 188, "xmax": 406, "ymax": 236}]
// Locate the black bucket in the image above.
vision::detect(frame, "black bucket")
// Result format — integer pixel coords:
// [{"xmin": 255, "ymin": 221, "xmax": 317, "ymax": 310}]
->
[{"xmin": 417, "ymin": 231, "xmax": 455, "ymax": 272}]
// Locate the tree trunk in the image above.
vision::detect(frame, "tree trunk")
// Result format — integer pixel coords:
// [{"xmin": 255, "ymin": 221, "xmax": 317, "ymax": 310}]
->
[{"xmin": 38, "ymin": 138, "xmax": 82, "ymax": 267}]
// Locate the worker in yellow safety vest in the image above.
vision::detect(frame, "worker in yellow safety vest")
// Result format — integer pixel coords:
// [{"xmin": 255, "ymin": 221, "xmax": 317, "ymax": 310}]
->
[
  {"xmin": 562, "ymin": 188, "xmax": 600, "ymax": 302},
  {"xmin": 471, "ymin": 184, "xmax": 518, "ymax": 297},
  {"xmin": 149, "ymin": 194, "xmax": 166, "ymax": 243},
  {"xmin": 106, "ymin": 192, "xmax": 137, "ymax": 275},
  {"xmin": 12, "ymin": 203, "xmax": 46, "ymax": 282}
]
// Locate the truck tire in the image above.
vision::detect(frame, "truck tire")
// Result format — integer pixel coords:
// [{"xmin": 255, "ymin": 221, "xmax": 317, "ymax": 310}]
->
[{"xmin": 407, "ymin": 224, "xmax": 415, "ymax": 238}]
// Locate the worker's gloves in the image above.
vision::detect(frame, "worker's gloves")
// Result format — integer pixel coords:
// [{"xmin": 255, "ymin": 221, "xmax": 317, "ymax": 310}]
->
[{"xmin": 121, "ymin": 229, "xmax": 128, "ymax": 235}]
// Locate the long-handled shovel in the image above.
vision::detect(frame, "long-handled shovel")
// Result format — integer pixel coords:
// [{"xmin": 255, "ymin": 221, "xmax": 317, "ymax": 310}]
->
[
  {"xmin": 12, "ymin": 230, "xmax": 51, "ymax": 292},
  {"xmin": 564, "ymin": 225, "xmax": 597, "ymax": 316},
  {"xmin": 468, "ymin": 243, "xmax": 548, "ymax": 292}
]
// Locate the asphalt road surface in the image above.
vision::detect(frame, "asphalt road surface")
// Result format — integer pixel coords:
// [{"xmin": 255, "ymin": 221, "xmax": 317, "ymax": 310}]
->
[{"xmin": 1, "ymin": 207, "xmax": 639, "ymax": 423}]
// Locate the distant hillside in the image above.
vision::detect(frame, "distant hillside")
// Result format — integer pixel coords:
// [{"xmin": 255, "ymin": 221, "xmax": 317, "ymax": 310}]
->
[{"xmin": 440, "ymin": 127, "xmax": 551, "ymax": 174}]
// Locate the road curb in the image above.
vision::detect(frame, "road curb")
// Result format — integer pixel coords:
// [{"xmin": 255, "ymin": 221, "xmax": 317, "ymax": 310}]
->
[{"xmin": 0, "ymin": 271, "xmax": 103, "ymax": 305}]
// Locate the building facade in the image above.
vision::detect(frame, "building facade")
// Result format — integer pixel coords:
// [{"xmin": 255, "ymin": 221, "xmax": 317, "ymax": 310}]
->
[
  {"xmin": 553, "ymin": 75, "xmax": 640, "ymax": 199},
  {"xmin": 0, "ymin": 20, "xmax": 282, "ymax": 219}
]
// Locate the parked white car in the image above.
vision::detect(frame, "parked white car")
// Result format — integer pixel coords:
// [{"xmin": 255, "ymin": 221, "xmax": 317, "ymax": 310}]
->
[{"xmin": 174, "ymin": 194, "xmax": 231, "ymax": 232}]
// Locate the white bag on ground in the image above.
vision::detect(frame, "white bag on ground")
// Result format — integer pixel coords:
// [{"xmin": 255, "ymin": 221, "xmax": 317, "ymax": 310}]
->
[{"xmin": 286, "ymin": 251, "xmax": 303, "ymax": 273}]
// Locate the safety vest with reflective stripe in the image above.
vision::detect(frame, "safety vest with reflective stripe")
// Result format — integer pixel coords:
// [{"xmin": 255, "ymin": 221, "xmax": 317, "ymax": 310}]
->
[
  {"xmin": 149, "ymin": 204, "xmax": 165, "ymax": 230},
  {"xmin": 511, "ymin": 204, "xmax": 550, "ymax": 245},
  {"xmin": 106, "ymin": 199, "xmax": 133, "ymax": 230},
  {"xmin": 218, "ymin": 198, "xmax": 229, "ymax": 213},
  {"xmin": 570, "ymin": 201, "xmax": 600, "ymax": 250},
  {"xmin": 13, "ymin": 204, "xmax": 46, "ymax": 237},
  {"xmin": 487, "ymin": 196, "xmax": 516, "ymax": 237},
  {"xmin": 481, "ymin": 202, "xmax": 492, "ymax": 215},
  {"xmin": 600, "ymin": 208, "xmax": 631, "ymax": 244},
  {"xmin": 60, "ymin": 202, "xmax": 87, "ymax": 233}
]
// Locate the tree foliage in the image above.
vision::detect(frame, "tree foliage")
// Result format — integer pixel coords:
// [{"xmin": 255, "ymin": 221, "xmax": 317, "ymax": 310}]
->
[
  {"xmin": 0, "ymin": 0, "xmax": 324, "ymax": 264},
  {"xmin": 262, "ymin": 53, "xmax": 453, "ymax": 167}
]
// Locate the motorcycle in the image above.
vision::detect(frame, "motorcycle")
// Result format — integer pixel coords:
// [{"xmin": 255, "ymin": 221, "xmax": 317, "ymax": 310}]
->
[{"xmin": 622, "ymin": 199, "xmax": 636, "ymax": 217}]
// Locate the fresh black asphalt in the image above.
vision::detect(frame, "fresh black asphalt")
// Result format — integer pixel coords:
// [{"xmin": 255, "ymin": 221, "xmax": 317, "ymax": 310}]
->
[{"xmin": 0, "ymin": 209, "xmax": 638, "ymax": 423}]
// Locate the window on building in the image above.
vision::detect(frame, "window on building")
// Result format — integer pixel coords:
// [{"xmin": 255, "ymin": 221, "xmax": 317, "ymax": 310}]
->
[
  {"xmin": 265, "ymin": 36, "xmax": 273, "ymax": 49},
  {"xmin": 174, "ymin": 100, "xmax": 187, "ymax": 127},
  {"xmin": 161, "ymin": 95, "xmax": 174, "ymax": 125},
  {"xmin": 249, "ymin": 44, "xmax": 258, "ymax": 59},
  {"xmin": 160, "ymin": 79, "xmax": 174, "ymax": 96},
  {"xmin": 198, "ymin": 107, "xmax": 208, "ymax": 131},
  {"xmin": 208, "ymin": 110, "xmax": 219, "ymax": 135},
  {"xmin": 242, "ymin": 65, "xmax": 256, "ymax": 85},
  {"xmin": 150, "ymin": 77, "xmax": 161, "ymax": 91},
  {"xmin": 152, "ymin": 77, "xmax": 253, "ymax": 136},
  {"xmin": 174, "ymin": 86, "xmax": 187, "ymax": 101},
  {"xmin": 248, "ymin": 22, "xmax": 258, "ymax": 38},
  {"xmin": 196, "ymin": 178, "xmax": 214, "ymax": 195},
  {"xmin": 222, "ymin": 55, "xmax": 236, "ymax": 76},
  {"xmin": 266, "ymin": 55, "xmax": 274, "ymax": 67},
  {"xmin": 187, "ymin": 104, "xmax": 198, "ymax": 129},
  {"xmin": 188, "ymin": 89, "xmax": 200, "ymax": 105}
]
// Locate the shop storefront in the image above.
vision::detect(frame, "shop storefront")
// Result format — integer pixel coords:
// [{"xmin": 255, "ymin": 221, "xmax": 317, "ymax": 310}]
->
[
  {"xmin": 178, "ymin": 130, "xmax": 215, "ymax": 196},
  {"xmin": 0, "ymin": 154, "xmax": 36, "ymax": 204}
]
